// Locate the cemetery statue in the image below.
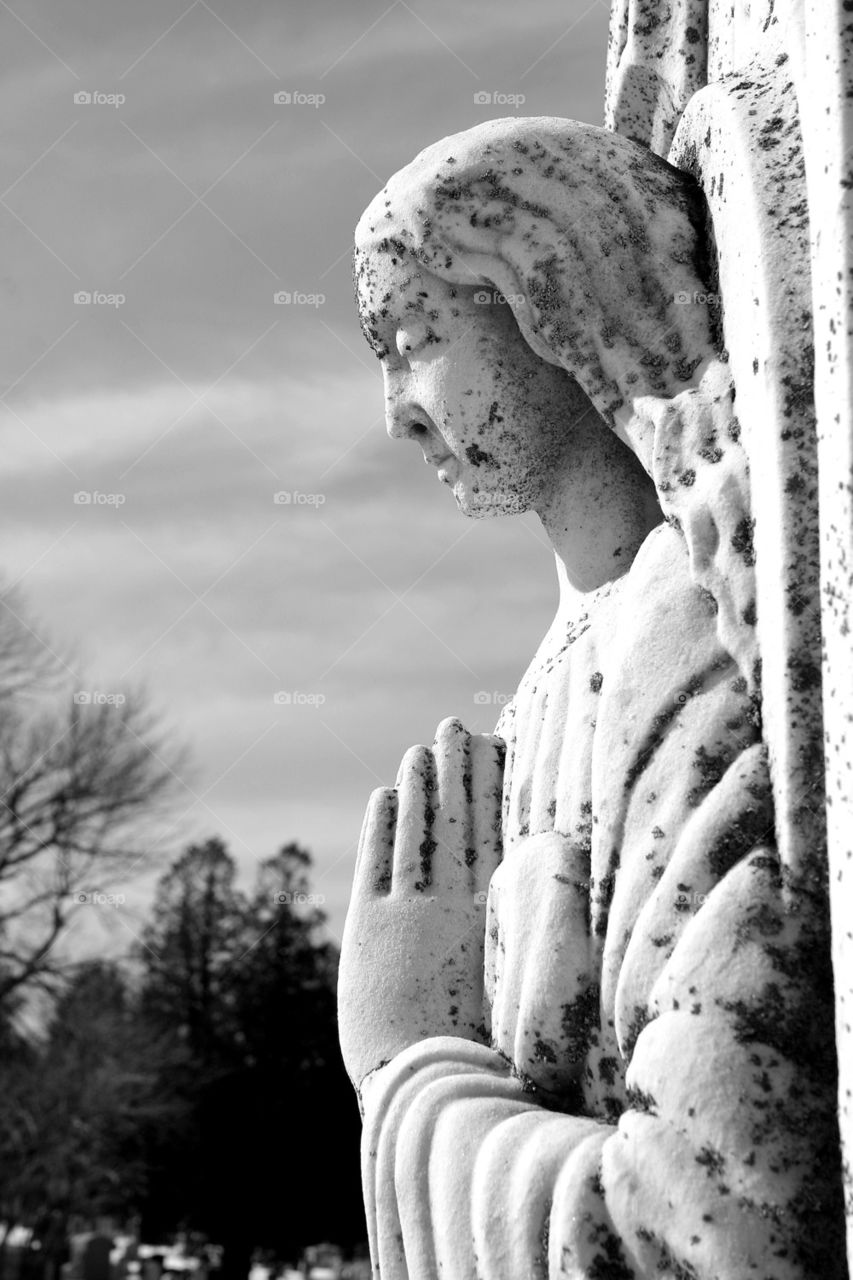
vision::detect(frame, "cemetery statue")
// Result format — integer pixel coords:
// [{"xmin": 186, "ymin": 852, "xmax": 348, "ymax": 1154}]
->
[{"xmin": 337, "ymin": 7, "xmax": 853, "ymax": 1274}]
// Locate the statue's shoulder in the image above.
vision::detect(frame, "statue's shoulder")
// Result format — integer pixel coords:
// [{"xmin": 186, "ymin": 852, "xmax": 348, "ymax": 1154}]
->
[
  {"xmin": 496, "ymin": 522, "xmax": 714, "ymax": 737},
  {"xmin": 625, "ymin": 520, "xmax": 718, "ymax": 635},
  {"xmin": 602, "ymin": 520, "xmax": 730, "ymax": 708}
]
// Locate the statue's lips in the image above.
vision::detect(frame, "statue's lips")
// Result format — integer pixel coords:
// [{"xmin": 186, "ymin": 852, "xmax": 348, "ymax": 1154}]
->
[{"xmin": 423, "ymin": 449, "xmax": 457, "ymax": 484}]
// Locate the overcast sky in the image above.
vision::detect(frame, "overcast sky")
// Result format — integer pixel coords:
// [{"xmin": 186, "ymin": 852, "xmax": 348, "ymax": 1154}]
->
[{"xmin": 0, "ymin": 0, "xmax": 610, "ymax": 949}]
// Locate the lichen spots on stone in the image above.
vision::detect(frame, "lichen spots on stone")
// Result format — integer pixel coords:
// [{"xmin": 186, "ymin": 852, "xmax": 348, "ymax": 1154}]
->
[
  {"xmin": 633, "ymin": 1229, "xmax": 700, "ymax": 1279},
  {"xmin": 464, "ymin": 443, "xmax": 495, "ymax": 467},
  {"xmin": 560, "ymin": 984, "xmax": 601, "ymax": 1062},
  {"xmin": 730, "ymin": 515, "xmax": 756, "ymax": 567},
  {"xmin": 758, "ymin": 114, "xmax": 786, "ymax": 151},
  {"xmin": 532, "ymin": 1037, "xmax": 558, "ymax": 1065},
  {"xmin": 598, "ymin": 1055, "xmax": 619, "ymax": 1086},
  {"xmin": 413, "ymin": 780, "xmax": 437, "ymax": 889},
  {"xmin": 788, "ymin": 653, "xmax": 822, "ymax": 693},
  {"xmin": 686, "ymin": 743, "xmax": 731, "ymax": 807}
]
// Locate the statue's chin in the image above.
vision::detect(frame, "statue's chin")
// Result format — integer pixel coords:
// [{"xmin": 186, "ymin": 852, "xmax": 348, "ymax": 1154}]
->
[{"xmin": 454, "ymin": 482, "xmax": 527, "ymax": 519}]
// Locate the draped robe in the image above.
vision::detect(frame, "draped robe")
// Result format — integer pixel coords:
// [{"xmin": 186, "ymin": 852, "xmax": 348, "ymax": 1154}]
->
[{"xmin": 357, "ymin": 521, "xmax": 842, "ymax": 1279}]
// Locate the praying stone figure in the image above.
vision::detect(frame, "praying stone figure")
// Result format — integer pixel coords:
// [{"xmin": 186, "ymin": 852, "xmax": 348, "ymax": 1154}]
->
[{"xmin": 337, "ymin": 7, "xmax": 853, "ymax": 1275}]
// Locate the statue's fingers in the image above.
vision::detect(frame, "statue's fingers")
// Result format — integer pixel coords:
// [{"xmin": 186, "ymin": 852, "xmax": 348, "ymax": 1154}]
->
[
  {"xmin": 487, "ymin": 867, "xmax": 523, "ymax": 1052},
  {"xmin": 431, "ymin": 717, "xmax": 474, "ymax": 892},
  {"xmin": 354, "ymin": 786, "xmax": 397, "ymax": 897},
  {"xmin": 433, "ymin": 716, "xmax": 471, "ymax": 826},
  {"xmin": 469, "ymin": 733, "xmax": 506, "ymax": 895},
  {"xmin": 483, "ymin": 874, "xmax": 503, "ymax": 1035},
  {"xmin": 393, "ymin": 744, "xmax": 437, "ymax": 893}
]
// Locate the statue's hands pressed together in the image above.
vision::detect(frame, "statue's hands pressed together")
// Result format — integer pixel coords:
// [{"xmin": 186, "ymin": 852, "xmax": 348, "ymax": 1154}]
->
[
  {"xmin": 338, "ymin": 716, "xmax": 505, "ymax": 1092},
  {"xmin": 485, "ymin": 831, "xmax": 596, "ymax": 1102}
]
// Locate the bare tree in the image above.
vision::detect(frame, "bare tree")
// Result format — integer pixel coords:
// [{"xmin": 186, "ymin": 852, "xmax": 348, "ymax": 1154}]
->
[{"xmin": 0, "ymin": 585, "xmax": 189, "ymax": 1008}]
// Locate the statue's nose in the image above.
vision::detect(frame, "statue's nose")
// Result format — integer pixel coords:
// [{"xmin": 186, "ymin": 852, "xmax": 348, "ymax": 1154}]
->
[
  {"xmin": 386, "ymin": 405, "xmax": 433, "ymax": 447},
  {"xmin": 386, "ymin": 408, "xmax": 427, "ymax": 442}
]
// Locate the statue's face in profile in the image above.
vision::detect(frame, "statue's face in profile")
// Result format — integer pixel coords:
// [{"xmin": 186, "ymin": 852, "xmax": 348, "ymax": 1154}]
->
[{"xmin": 355, "ymin": 249, "xmax": 596, "ymax": 518}]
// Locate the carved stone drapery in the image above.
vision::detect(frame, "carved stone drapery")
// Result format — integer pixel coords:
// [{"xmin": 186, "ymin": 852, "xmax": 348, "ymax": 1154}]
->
[
  {"xmin": 608, "ymin": 0, "xmax": 853, "ymax": 1266},
  {"xmin": 337, "ymin": 2, "xmax": 853, "ymax": 1274}
]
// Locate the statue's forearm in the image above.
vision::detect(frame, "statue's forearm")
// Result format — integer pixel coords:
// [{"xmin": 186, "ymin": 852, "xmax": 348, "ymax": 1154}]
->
[
  {"xmin": 360, "ymin": 1023, "xmax": 835, "ymax": 1279},
  {"xmin": 358, "ymin": 837, "xmax": 842, "ymax": 1280},
  {"xmin": 359, "ymin": 1037, "xmax": 614, "ymax": 1280}
]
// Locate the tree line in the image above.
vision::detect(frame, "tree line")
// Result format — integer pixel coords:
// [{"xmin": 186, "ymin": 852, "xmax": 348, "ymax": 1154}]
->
[{"xmin": 0, "ymin": 589, "xmax": 364, "ymax": 1277}]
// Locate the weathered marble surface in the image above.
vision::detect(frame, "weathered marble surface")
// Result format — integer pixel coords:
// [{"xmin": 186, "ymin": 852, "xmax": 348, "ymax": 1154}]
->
[
  {"xmin": 670, "ymin": 61, "xmax": 821, "ymax": 895},
  {"xmin": 605, "ymin": 0, "xmax": 795, "ymax": 157},
  {"xmin": 338, "ymin": 103, "xmax": 845, "ymax": 1276},
  {"xmin": 336, "ymin": 0, "xmax": 853, "ymax": 1271},
  {"xmin": 797, "ymin": 4, "xmax": 853, "ymax": 1257},
  {"xmin": 607, "ymin": 0, "xmax": 853, "ymax": 1264}
]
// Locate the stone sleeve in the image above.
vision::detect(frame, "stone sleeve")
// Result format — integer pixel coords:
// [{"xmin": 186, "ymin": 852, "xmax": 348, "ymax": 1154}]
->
[
  {"xmin": 598, "ymin": 844, "xmax": 843, "ymax": 1277},
  {"xmin": 358, "ymin": 837, "xmax": 844, "ymax": 1278},
  {"xmin": 358, "ymin": 1037, "xmax": 616, "ymax": 1280}
]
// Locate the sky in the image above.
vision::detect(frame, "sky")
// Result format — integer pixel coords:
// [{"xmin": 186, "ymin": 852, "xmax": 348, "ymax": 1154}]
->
[{"xmin": 0, "ymin": 0, "xmax": 611, "ymax": 949}]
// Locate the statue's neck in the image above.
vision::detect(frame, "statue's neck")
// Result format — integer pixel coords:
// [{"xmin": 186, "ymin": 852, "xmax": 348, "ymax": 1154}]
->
[
  {"xmin": 535, "ymin": 441, "xmax": 662, "ymax": 607},
  {"xmin": 539, "ymin": 358, "xmax": 736, "ymax": 613}
]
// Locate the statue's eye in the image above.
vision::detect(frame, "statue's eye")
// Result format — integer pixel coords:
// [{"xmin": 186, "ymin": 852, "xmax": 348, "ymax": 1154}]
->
[{"xmin": 396, "ymin": 320, "xmax": 429, "ymax": 359}]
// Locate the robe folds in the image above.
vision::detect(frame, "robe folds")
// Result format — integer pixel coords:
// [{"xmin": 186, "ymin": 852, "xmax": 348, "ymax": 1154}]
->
[{"xmin": 359, "ymin": 522, "xmax": 843, "ymax": 1280}]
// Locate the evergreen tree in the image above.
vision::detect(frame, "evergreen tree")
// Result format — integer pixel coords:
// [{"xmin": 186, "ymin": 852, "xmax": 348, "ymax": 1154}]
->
[{"xmin": 137, "ymin": 839, "xmax": 364, "ymax": 1270}]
